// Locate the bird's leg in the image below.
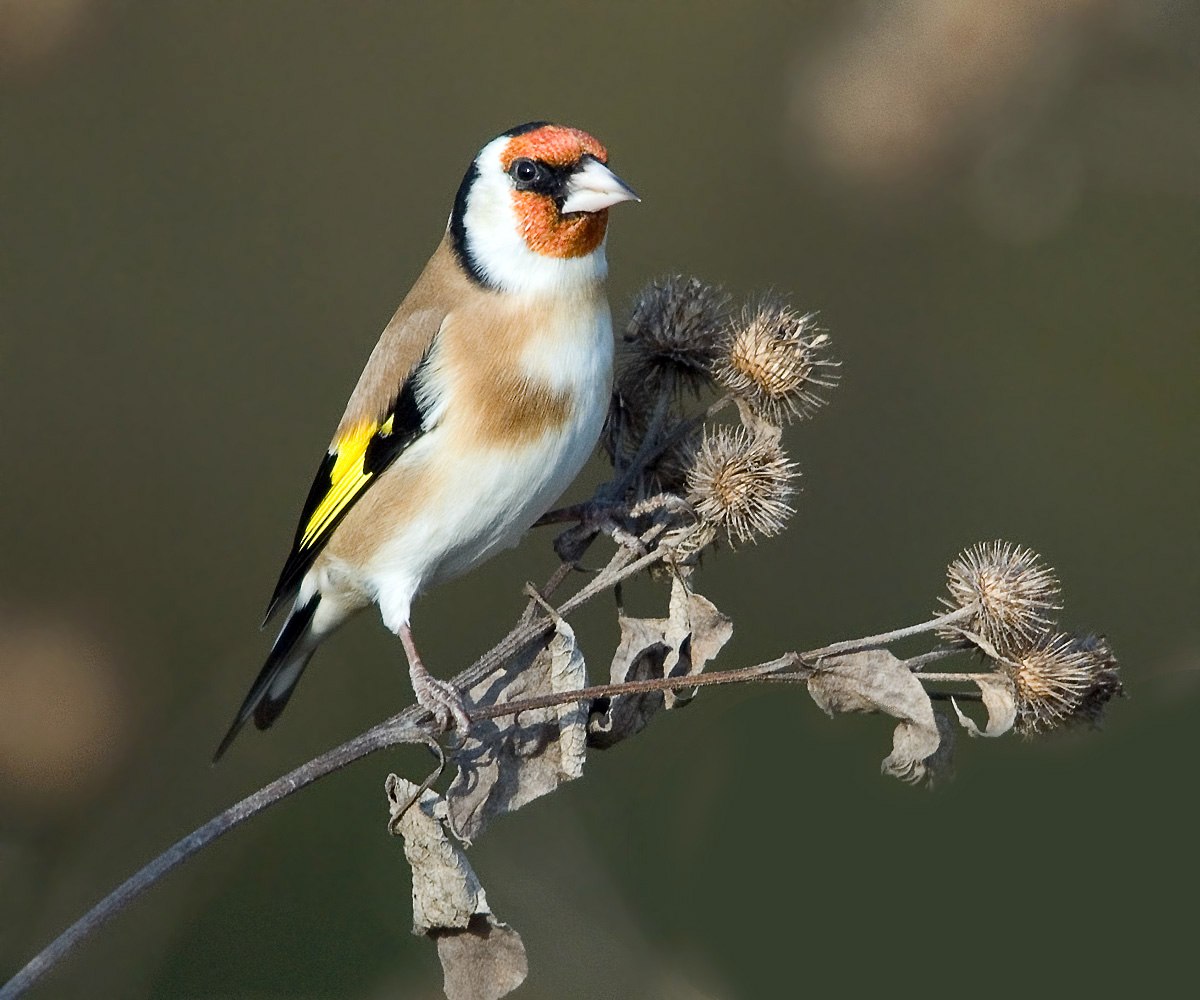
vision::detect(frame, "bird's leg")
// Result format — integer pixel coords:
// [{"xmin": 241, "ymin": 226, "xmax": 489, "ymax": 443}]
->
[{"xmin": 398, "ymin": 622, "xmax": 470, "ymax": 733}]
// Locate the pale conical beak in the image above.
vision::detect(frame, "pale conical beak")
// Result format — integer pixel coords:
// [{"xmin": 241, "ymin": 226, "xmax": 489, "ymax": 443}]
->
[{"xmin": 560, "ymin": 156, "xmax": 640, "ymax": 214}]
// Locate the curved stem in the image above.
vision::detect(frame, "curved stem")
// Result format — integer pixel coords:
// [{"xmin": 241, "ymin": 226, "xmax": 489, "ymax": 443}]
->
[
  {"xmin": 626, "ymin": 394, "xmax": 733, "ymax": 490},
  {"xmin": 0, "ymin": 719, "xmax": 424, "ymax": 1000}
]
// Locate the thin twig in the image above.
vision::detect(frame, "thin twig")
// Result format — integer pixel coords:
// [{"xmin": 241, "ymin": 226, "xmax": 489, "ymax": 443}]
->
[
  {"xmin": 801, "ymin": 607, "xmax": 974, "ymax": 659},
  {"xmin": 610, "ymin": 391, "xmax": 672, "ymax": 497},
  {"xmin": 904, "ymin": 647, "xmax": 962, "ymax": 672},
  {"xmin": 637, "ymin": 394, "xmax": 732, "ymax": 472},
  {"xmin": 536, "ymin": 393, "xmax": 732, "ymax": 527},
  {"xmin": 468, "ymin": 655, "xmax": 801, "ymax": 722}
]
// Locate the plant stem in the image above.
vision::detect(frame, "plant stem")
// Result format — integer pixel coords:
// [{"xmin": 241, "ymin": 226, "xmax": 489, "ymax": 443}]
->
[
  {"xmin": 915, "ymin": 672, "xmax": 997, "ymax": 684},
  {"xmin": 470, "ymin": 655, "xmax": 801, "ymax": 721},
  {"xmin": 802, "ymin": 606, "xmax": 974, "ymax": 659},
  {"xmin": 904, "ymin": 648, "xmax": 962, "ymax": 672}
]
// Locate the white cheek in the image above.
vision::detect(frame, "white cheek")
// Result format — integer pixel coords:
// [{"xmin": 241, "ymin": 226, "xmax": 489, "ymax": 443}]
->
[{"xmin": 462, "ymin": 139, "xmax": 608, "ymax": 295}]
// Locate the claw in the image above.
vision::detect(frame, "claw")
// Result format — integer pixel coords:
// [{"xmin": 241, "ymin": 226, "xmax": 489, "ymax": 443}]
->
[
  {"xmin": 399, "ymin": 621, "xmax": 471, "ymax": 735},
  {"xmin": 414, "ymin": 673, "xmax": 471, "ymax": 734}
]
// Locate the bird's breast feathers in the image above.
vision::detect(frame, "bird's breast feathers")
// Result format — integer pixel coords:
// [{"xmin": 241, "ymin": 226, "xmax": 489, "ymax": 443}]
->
[{"xmin": 313, "ymin": 283, "xmax": 613, "ymax": 601}]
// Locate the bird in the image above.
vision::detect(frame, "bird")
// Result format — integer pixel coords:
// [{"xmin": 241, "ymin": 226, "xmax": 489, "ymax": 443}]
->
[{"xmin": 213, "ymin": 122, "xmax": 638, "ymax": 761}]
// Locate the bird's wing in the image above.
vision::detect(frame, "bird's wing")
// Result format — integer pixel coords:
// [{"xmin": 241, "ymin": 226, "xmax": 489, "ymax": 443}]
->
[{"xmin": 263, "ymin": 274, "xmax": 454, "ymax": 624}]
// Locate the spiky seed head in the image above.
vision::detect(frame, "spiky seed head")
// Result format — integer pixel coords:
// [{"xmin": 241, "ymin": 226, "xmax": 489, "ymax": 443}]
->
[
  {"xmin": 1004, "ymin": 632, "xmax": 1123, "ymax": 735},
  {"xmin": 714, "ymin": 300, "xmax": 839, "ymax": 423},
  {"xmin": 617, "ymin": 276, "xmax": 730, "ymax": 402},
  {"xmin": 685, "ymin": 427, "xmax": 798, "ymax": 545},
  {"xmin": 938, "ymin": 541, "xmax": 1062, "ymax": 654}
]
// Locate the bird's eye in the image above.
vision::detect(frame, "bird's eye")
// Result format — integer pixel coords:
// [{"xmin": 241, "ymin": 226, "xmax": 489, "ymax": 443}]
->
[{"xmin": 511, "ymin": 158, "xmax": 540, "ymax": 187}]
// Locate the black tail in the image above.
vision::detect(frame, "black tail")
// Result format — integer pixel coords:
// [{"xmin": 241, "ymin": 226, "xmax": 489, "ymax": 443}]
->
[{"xmin": 213, "ymin": 595, "xmax": 322, "ymax": 762}]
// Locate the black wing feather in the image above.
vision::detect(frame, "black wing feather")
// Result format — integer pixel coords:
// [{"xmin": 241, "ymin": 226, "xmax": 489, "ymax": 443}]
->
[{"xmin": 262, "ymin": 360, "xmax": 430, "ymax": 624}]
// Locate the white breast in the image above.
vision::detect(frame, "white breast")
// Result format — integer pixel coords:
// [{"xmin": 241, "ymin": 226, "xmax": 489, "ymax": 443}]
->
[{"xmin": 363, "ymin": 291, "xmax": 613, "ymax": 632}]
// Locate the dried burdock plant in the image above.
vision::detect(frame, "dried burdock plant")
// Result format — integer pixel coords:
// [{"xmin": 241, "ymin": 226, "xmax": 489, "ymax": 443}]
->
[
  {"xmin": 714, "ymin": 299, "xmax": 839, "ymax": 424},
  {"xmin": 617, "ymin": 275, "xmax": 730, "ymax": 403},
  {"xmin": 2, "ymin": 276, "xmax": 1123, "ymax": 1000},
  {"xmin": 937, "ymin": 541, "xmax": 1063, "ymax": 655},
  {"xmin": 1004, "ymin": 632, "xmax": 1124, "ymax": 735},
  {"xmin": 685, "ymin": 426, "xmax": 797, "ymax": 545}
]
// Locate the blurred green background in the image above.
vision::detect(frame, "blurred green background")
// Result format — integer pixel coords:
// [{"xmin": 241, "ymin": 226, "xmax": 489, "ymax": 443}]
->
[{"xmin": 2, "ymin": 1, "xmax": 1197, "ymax": 997}]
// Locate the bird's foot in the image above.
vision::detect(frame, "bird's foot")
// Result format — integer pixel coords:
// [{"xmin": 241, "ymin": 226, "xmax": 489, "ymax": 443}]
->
[
  {"xmin": 413, "ymin": 671, "xmax": 471, "ymax": 734},
  {"xmin": 400, "ymin": 622, "xmax": 470, "ymax": 734},
  {"xmin": 551, "ymin": 500, "xmax": 652, "ymax": 563}
]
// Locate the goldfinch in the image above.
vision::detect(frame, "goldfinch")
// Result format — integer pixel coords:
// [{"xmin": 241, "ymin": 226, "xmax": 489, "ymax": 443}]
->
[{"xmin": 214, "ymin": 122, "xmax": 638, "ymax": 760}]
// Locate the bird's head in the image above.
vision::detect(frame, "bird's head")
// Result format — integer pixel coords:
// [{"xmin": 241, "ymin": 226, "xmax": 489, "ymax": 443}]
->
[{"xmin": 449, "ymin": 122, "xmax": 639, "ymax": 294}]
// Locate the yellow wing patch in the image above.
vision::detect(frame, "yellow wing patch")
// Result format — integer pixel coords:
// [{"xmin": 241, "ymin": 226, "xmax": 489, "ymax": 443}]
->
[{"xmin": 299, "ymin": 416, "xmax": 394, "ymax": 549}]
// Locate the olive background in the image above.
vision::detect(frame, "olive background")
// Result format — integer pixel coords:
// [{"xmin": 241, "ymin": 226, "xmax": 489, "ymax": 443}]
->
[{"xmin": 1, "ymin": 2, "xmax": 1197, "ymax": 997}]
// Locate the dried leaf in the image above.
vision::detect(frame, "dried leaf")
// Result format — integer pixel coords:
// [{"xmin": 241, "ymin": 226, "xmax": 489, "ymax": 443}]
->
[
  {"xmin": 952, "ymin": 674, "xmax": 1018, "ymax": 737},
  {"xmin": 387, "ymin": 776, "xmax": 487, "ymax": 933},
  {"xmin": 586, "ymin": 614, "xmax": 671, "ymax": 748},
  {"xmin": 588, "ymin": 578, "xmax": 732, "ymax": 747},
  {"xmin": 387, "ymin": 777, "xmax": 527, "ymax": 1000},
  {"xmin": 447, "ymin": 615, "xmax": 587, "ymax": 842},
  {"xmin": 807, "ymin": 650, "xmax": 943, "ymax": 784},
  {"xmin": 549, "ymin": 620, "xmax": 589, "ymax": 778},
  {"xmin": 663, "ymin": 575, "xmax": 733, "ymax": 708},
  {"xmin": 433, "ymin": 916, "xmax": 528, "ymax": 1000}
]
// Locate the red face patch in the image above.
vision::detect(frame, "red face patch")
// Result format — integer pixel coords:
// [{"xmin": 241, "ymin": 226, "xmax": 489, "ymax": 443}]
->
[
  {"xmin": 501, "ymin": 125, "xmax": 611, "ymax": 260},
  {"xmin": 499, "ymin": 125, "xmax": 608, "ymax": 172}
]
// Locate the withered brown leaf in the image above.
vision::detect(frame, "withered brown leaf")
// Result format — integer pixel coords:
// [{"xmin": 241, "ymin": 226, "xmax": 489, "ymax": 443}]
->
[
  {"xmin": 807, "ymin": 649, "xmax": 945, "ymax": 784},
  {"xmin": 589, "ymin": 577, "xmax": 732, "ymax": 747},
  {"xmin": 952, "ymin": 674, "xmax": 1018, "ymax": 737},
  {"xmin": 386, "ymin": 776, "xmax": 527, "ymax": 1000},
  {"xmin": 447, "ymin": 616, "xmax": 587, "ymax": 843}
]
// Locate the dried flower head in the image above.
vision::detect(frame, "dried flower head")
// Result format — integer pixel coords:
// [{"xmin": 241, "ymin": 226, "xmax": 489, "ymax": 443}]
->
[
  {"xmin": 714, "ymin": 300, "xmax": 839, "ymax": 423},
  {"xmin": 938, "ymin": 541, "xmax": 1062, "ymax": 654},
  {"xmin": 1004, "ymin": 633, "xmax": 1123, "ymax": 735},
  {"xmin": 617, "ymin": 276, "xmax": 730, "ymax": 402},
  {"xmin": 685, "ymin": 427, "xmax": 797, "ymax": 545}
]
